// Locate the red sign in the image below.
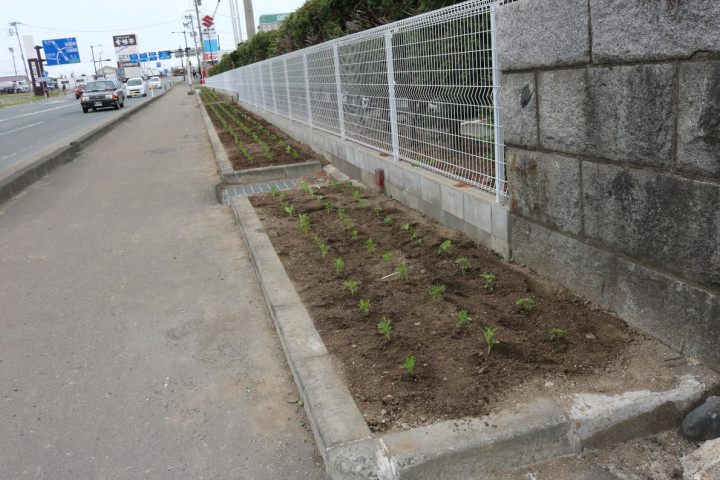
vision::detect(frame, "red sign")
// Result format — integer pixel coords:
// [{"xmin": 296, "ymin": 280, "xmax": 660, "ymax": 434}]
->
[{"xmin": 202, "ymin": 15, "xmax": 214, "ymax": 27}]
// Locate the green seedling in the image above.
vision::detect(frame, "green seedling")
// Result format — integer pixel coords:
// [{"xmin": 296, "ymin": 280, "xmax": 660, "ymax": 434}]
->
[
  {"xmin": 316, "ymin": 194, "xmax": 324, "ymax": 203},
  {"xmin": 516, "ymin": 298, "xmax": 535, "ymax": 311},
  {"xmin": 284, "ymin": 205, "xmax": 295, "ymax": 216},
  {"xmin": 313, "ymin": 235, "xmax": 322, "ymax": 246},
  {"xmin": 383, "ymin": 216, "xmax": 393, "ymax": 224},
  {"xmin": 278, "ymin": 192, "xmax": 286, "ymax": 201},
  {"xmin": 285, "ymin": 145, "xmax": 291, "ymax": 153},
  {"xmin": 480, "ymin": 274, "xmax": 495, "ymax": 291},
  {"xmin": 395, "ymin": 262, "xmax": 408, "ymax": 280},
  {"xmin": 381, "ymin": 251, "xmax": 393, "ymax": 265},
  {"xmin": 365, "ymin": 238, "xmax": 375, "ymax": 253},
  {"xmin": 378, "ymin": 317, "xmax": 392, "ymax": 340},
  {"xmin": 299, "ymin": 213, "xmax": 310, "ymax": 233},
  {"xmin": 410, "ymin": 233, "xmax": 422, "ymax": 245},
  {"xmin": 358, "ymin": 199, "xmax": 367, "ymax": 208},
  {"xmin": 351, "ymin": 190, "xmax": 360, "ymax": 200},
  {"xmin": 343, "ymin": 217, "xmax": 352, "ymax": 230},
  {"xmin": 299, "ymin": 181, "xmax": 309, "ymax": 193},
  {"xmin": 351, "ymin": 230, "xmax": 359, "ymax": 240},
  {"xmin": 456, "ymin": 258, "xmax": 471, "ymax": 275},
  {"xmin": 279, "ymin": 200, "xmax": 287, "ymax": 210},
  {"xmin": 374, "ymin": 207, "xmax": 382, "ymax": 216},
  {"xmin": 400, "ymin": 223, "xmax": 413, "ymax": 232},
  {"xmin": 319, "ymin": 243, "xmax": 330, "ymax": 258},
  {"xmin": 323, "ymin": 203, "xmax": 332, "ymax": 213},
  {"xmin": 402, "ymin": 355, "xmax": 416, "ymax": 375},
  {"xmin": 334, "ymin": 258, "xmax": 345, "ymax": 275},
  {"xmin": 457, "ymin": 309, "xmax": 472, "ymax": 327},
  {"xmin": 270, "ymin": 185, "xmax": 278, "ymax": 196},
  {"xmin": 550, "ymin": 328, "xmax": 567, "ymax": 341},
  {"xmin": 438, "ymin": 240, "xmax": 453, "ymax": 256},
  {"xmin": 429, "ymin": 284, "xmax": 446, "ymax": 303},
  {"xmin": 358, "ymin": 299, "xmax": 370, "ymax": 314},
  {"xmin": 337, "ymin": 208, "xmax": 346, "ymax": 220},
  {"xmin": 482, "ymin": 326, "xmax": 500, "ymax": 355},
  {"xmin": 343, "ymin": 280, "xmax": 359, "ymax": 295}
]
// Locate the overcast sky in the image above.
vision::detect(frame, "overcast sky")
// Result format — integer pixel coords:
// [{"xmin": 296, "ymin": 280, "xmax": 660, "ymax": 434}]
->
[{"xmin": 1, "ymin": 0, "xmax": 306, "ymax": 79}]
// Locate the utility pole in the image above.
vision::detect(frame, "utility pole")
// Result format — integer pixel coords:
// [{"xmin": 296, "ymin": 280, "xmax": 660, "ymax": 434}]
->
[
  {"xmin": 194, "ymin": 0, "xmax": 207, "ymax": 81},
  {"xmin": 184, "ymin": 15, "xmax": 201, "ymax": 79},
  {"xmin": 90, "ymin": 45, "xmax": 101, "ymax": 77},
  {"xmin": 8, "ymin": 22, "xmax": 30, "ymax": 81},
  {"xmin": 243, "ymin": 0, "xmax": 256, "ymax": 41},
  {"xmin": 172, "ymin": 31, "xmax": 193, "ymax": 94},
  {"xmin": 9, "ymin": 47, "xmax": 18, "ymax": 86}
]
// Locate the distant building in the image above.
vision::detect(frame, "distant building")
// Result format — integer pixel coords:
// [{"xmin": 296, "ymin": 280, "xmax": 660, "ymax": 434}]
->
[
  {"xmin": 258, "ymin": 13, "xmax": 291, "ymax": 32},
  {"xmin": 97, "ymin": 66, "xmax": 118, "ymax": 80}
]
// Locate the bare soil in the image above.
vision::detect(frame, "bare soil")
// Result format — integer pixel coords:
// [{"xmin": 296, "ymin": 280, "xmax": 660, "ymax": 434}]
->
[{"xmin": 248, "ymin": 183, "xmax": 678, "ymax": 435}]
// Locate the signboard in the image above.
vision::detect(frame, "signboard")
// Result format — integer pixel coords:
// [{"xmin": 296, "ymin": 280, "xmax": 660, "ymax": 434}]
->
[
  {"xmin": 36, "ymin": 76, "xmax": 52, "ymax": 82},
  {"xmin": 205, "ymin": 52, "xmax": 219, "ymax": 61},
  {"xmin": 148, "ymin": 52, "xmax": 158, "ymax": 61},
  {"xmin": 202, "ymin": 27, "xmax": 218, "ymax": 55},
  {"xmin": 158, "ymin": 51, "xmax": 172, "ymax": 60},
  {"xmin": 202, "ymin": 15, "xmax": 214, "ymax": 27},
  {"xmin": 42, "ymin": 37, "xmax": 80, "ymax": 65},
  {"xmin": 113, "ymin": 34, "xmax": 139, "ymax": 67},
  {"xmin": 129, "ymin": 54, "xmax": 139, "ymax": 63},
  {"xmin": 156, "ymin": 62, "xmax": 162, "ymax": 68},
  {"xmin": 139, "ymin": 53, "xmax": 148, "ymax": 62}
]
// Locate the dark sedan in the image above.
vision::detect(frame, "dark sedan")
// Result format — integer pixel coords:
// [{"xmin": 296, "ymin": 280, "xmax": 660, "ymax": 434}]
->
[{"xmin": 79, "ymin": 80, "xmax": 125, "ymax": 113}]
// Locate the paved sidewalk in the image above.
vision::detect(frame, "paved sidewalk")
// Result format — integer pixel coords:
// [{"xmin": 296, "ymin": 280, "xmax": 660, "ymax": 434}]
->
[{"xmin": 0, "ymin": 86, "xmax": 327, "ymax": 479}]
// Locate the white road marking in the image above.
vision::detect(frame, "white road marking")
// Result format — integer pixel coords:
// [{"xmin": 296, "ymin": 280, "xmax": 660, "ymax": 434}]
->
[
  {"xmin": 0, "ymin": 103, "xmax": 76, "ymax": 123},
  {"xmin": 0, "ymin": 121, "xmax": 45, "ymax": 136}
]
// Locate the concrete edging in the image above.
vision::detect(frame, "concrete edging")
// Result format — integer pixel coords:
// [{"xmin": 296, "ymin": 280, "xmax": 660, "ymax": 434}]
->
[
  {"xmin": 196, "ymin": 94, "xmax": 322, "ymax": 184},
  {"xmin": 0, "ymin": 86, "xmax": 170, "ymax": 206},
  {"xmin": 230, "ymin": 194, "xmax": 719, "ymax": 479}
]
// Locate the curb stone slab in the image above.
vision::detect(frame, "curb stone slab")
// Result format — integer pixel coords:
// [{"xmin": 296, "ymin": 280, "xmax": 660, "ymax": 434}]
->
[{"xmin": 230, "ymin": 194, "xmax": 719, "ymax": 479}]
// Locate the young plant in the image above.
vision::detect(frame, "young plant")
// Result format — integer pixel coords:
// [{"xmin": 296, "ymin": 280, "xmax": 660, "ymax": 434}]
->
[
  {"xmin": 358, "ymin": 299, "xmax": 370, "ymax": 314},
  {"xmin": 343, "ymin": 217, "xmax": 352, "ymax": 230},
  {"xmin": 278, "ymin": 192, "xmax": 286, "ymax": 202},
  {"xmin": 456, "ymin": 258, "xmax": 471, "ymax": 275},
  {"xmin": 315, "ymin": 194, "xmax": 324, "ymax": 203},
  {"xmin": 516, "ymin": 298, "xmax": 535, "ymax": 311},
  {"xmin": 351, "ymin": 190, "xmax": 360, "ymax": 200},
  {"xmin": 377, "ymin": 317, "xmax": 392, "ymax": 340},
  {"xmin": 299, "ymin": 181, "xmax": 310, "ymax": 193},
  {"xmin": 482, "ymin": 326, "xmax": 500, "ymax": 355},
  {"xmin": 284, "ymin": 205, "xmax": 295, "ymax": 216},
  {"xmin": 299, "ymin": 213, "xmax": 310, "ymax": 233},
  {"xmin": 365, "ymin": 238, "xmax": 375, "ymax": 253},
  {"xmin": 381, "ymin": 251, "xmax": 393, "ymax": 265},
  {"xmin": 480, "ymin": 274, "xmax": 496, "ymax": 291},
  {"xmin": 334, "ymin": 258, "xmax": 345, "ymax": 275},
  {"xmin": 313, "ymin": 235, "xmax": 322, "ymax": 246},
  {"xmin": 400, "ymin": 223, "xmax": 413, "ymax": 232},
  {"xmin": 337, "ymin": 208, "xmax": 346, "ymax": 220},
  {"xmin": 429, "ymin": 284, "xmax": 446, "ymax": 303},
  {"xmin": 383, "ymin": 216, "xmax": 394, "ymax": 225},
  {"xmin": 373, "ymin": 207, "xmax": 382, "ymax": 217},
  {"xmin": 270, "ymin": 185, "xmax": 278, "ymax": 196},
  {"xmin": 395, "ymin": 262, "xmax": 408, "ymax": 280},
  {"xmin": 343, "ymin": 280, "xmax": 359, "ymax": 295},
  {"xmin": 438, "ymin": 240, "xmax": 453, "ymax": 256},
  {"xmin": 323, "ymin": 203, "xmax": 332, "ymax": 213},
  {"xmin": 319, "ymin": 243, "xmax": 330, "ymax": 258},
  {"xmin": 358, "ymin": 199, "xmax": 367, "ymax": 208},
  {"xmin": 402, "ymin": 355, "xmax": 416, "ymax": 375},
  {"xmin": 410, "ymin": 233, "xmax": 422, "ymax": 245},
  {"xmin": 351, "ymin": 230, "xmax": 359, "ymax": 241},
  {"xmin": 550, "ymin": 328, "xmax": 567, "ymax": 341},
  {"xmin": 457, "ymin": 309, "xmax": 472, "ymax": 327}
]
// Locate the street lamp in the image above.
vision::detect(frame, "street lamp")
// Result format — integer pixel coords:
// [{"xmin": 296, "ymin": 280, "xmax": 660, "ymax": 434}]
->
[
  {"xmin": 171, "ymin": 31, "xmax": 193, "ymax": 93},
  {"xmin": 90, "ymin": 45, "xmax": 101, "ymax": 77}
]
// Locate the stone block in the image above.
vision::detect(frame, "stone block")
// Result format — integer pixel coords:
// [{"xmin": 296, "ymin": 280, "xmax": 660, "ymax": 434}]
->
[
  {"xmin": 615, "ymin": 258, "xmax": 720, "ymax": 370},
  {"xmin": 538, "ymin": 65, "xmax": 675, "ymax": 167},
  {"xmin": 501, "ymin": 72, "xmax": 538, "ymax": 148},
  {"xmin": 462, "ymin": 221, "xmax": 493, "ymax": 251},
  {"xmin": 677, "ymin": 60, "xmax": 720, "ymax": 179},
  {"xmin": 463, "ymin": 192, "xmax": 492, "ymax": 233},
  {"xmin": 496, "ymin": 0, "xmax": 590, "ymax": 71},
  {"xmin": 511, "ymin": 216, "xmax": 617, "ymax": 310},
  {"xmin": 507, "ymin": 148, "xmax": 582, "ymax": 236},
  {"xmin": 403, "ymin": 166, "xmax": 424, "ymax": 199},
  {"xmin": 492, "ymin": 201, "xmax": 510, "ymax": 242},
  {"xmin": 582, "ymin": 162, "xmax": 720, "ymax": 287},
  {"xmin": 591, "ymin": 0, "xmax": 720, "ymax": 63},
  {"xmin": 681, "ymin": 438, "xmax": 720, "ymax": 480},
  {"xmin": 440, "ymin": 182, "xmax": 464, "ymax": 219}
]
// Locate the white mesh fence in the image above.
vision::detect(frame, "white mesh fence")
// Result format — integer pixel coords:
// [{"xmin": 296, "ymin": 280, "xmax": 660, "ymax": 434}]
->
[{"xmin": 206, "ymin": 0, "xmax": 506, "ymax": 200}]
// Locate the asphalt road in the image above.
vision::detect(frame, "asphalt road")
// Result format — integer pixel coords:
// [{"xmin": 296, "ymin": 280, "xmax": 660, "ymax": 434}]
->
[
  {"xmin": 0, "ymin": 83, "xmax": 171, "ymax": 179},
  {"xmin": 0, "ymin": 85, "xmax": 327, "ymax": 479}
]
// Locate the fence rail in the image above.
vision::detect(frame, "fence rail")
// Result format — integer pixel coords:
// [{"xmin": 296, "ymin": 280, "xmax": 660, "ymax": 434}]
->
[{"xmin": 206, "ymin": 0, "xmax": 506, "ymax": 200}]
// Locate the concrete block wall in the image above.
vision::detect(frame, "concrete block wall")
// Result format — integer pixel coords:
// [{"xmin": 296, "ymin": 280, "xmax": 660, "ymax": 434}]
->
[
  {"xmin": 497, "ymin": 0, "xmax": 720, "ymax": 369},
  {"xmin": 214, "ymin": 91, "xmax": 512, "ymax": 258}
]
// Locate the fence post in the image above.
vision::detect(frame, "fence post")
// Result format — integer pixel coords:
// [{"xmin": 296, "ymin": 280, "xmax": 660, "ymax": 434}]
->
[
  {"xmin": 490, "ymin": 3, "xmax": 505, "ymax": 202},
  {"xmin": 384, "ymin": 30, "xmax": 400, "ymax": 162},
  {"xmin": 283, "ymin": 58, "xmax": 292, "ymax": 120},
  {"xmin": 332, "ymin": 43, "xmax": 346, "ymax": 140},
  {"xmin": 269, "ymin": 63, "xmax": 278, "ymax": 114},
  {"xmin": 303, "ymin": 52, "xmax": 313, "ymax": 128},
  {"xmin": 258, "ymin": 65, "xmax": 266, "ymax": 111}
]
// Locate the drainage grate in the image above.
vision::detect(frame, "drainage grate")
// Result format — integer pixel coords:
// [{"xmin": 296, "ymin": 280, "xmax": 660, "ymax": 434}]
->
[{"xmin": 222, "ymin": 180, "xmax": 297, "ymax": 205}]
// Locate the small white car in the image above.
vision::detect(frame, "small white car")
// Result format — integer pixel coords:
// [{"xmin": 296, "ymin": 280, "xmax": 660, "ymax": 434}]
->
[
  {"xmin": 125, "ymin": 77, "xmax": 146, "ymax": 97},
  {"xmin": 148, "ymin": 77, "xmax": 162, "ymax": 89}
]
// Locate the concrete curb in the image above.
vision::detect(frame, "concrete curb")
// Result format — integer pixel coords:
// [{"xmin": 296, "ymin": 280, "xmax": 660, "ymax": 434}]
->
[
  {"xmin": 0, "ymin": 85, "xmax": 171, "ymax": 206},
  {"xmin": 231, "ymin": 193, "xmax": 720, "ymax": 479},
  {"xmin": 196, "ymin": 94, "xmax": 322, "ymax": 184}
]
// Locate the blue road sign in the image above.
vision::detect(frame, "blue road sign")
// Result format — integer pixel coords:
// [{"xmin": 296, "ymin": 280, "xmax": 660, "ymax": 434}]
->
[
  {"xmin": 148, "ymin": 52, "xmax": 158, "ymax": 61},
  {"xmin": 42, "ymin": 38, "xmax": 80, "ymax": 66},
  {"xmin": 139, "ymin": 53, "xmax": 148, "ymax": 62},
  {"xmin": 129, "ymin": 54, "xmax": 139, "ymax": 63},
  {"xmin": 159, "ymin": 51, "xmax": 172, "ymax": 60},
  {"xmin": 156, "ymin": 62, "xmax": 161, "ymax": 68}
]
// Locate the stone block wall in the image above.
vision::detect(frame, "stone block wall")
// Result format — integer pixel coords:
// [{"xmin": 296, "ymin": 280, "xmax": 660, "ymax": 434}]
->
[{"xmin": 497, "ymin": 0, "xmax": 720, "ymax": 369}]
